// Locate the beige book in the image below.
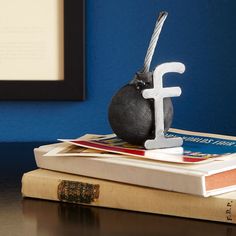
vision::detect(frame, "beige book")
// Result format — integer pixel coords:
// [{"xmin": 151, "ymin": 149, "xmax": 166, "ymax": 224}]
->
[{"xmin": 22, "ymin": 169, "xmax": 236, "ymax": 224}]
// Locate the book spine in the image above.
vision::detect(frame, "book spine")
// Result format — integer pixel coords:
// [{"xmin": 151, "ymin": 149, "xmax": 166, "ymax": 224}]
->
[{"xmin": 22, "ymin": 170, "xmax": 236, "ymax": 224}]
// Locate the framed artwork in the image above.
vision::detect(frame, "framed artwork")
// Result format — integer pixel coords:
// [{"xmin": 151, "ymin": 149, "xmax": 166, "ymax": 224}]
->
[{"xmin": 0, "ymin": 0, "xmax": 85, "ymax": 100}]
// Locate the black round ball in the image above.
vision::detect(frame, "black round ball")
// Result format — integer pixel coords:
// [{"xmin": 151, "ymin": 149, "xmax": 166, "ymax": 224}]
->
[{"xmin": 108, "ymin": 84, "xmax": 173, "ymax": 145}]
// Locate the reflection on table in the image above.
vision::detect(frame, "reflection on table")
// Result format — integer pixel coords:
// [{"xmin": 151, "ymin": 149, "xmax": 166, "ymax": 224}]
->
[{"xmin": 22, "ymin": 198, "xmax": 236, "ymax": 236}]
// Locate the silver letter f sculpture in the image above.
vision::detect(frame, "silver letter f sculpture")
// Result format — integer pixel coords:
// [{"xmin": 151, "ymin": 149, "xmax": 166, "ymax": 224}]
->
[
  {"xmin": 142, "ymin": 62, "xmax": 185, "ymax": 149},
  {"xmin": 140, "ymin": 12, "xmax": 185, "ymax": 149}
]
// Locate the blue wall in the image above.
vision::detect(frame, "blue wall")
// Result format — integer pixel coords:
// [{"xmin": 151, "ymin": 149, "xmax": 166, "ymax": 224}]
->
[{"xmin": 0, "ymin": 0, "xmax": 235, "ymax": 142}]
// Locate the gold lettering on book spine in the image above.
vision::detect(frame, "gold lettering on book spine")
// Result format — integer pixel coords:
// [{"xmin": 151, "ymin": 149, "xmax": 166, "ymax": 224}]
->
[{"xmin": 57, "ymin": 180, "xmax": 100, "ymax": 204}]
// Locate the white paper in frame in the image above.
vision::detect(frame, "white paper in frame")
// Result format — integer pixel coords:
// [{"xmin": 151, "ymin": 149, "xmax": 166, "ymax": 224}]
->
[{"xmin": 0, "ymin": 0, "xmax": 85, "ymax": 100}]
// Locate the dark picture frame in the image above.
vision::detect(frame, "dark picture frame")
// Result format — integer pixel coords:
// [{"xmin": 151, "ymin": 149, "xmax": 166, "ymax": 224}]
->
[{"xmin": 0, "ymin": 0, "xmax": 85, "ymax": 100}]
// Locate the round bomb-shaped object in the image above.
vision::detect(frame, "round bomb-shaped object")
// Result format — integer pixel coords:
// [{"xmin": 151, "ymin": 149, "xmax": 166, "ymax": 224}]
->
[
  {"xmin": 108, "ymin": 72, "xmax": 173, "ymax": 145},
  {"xmin": 108, "ymin": 12, "xmax": 184, "ymax": 149}
]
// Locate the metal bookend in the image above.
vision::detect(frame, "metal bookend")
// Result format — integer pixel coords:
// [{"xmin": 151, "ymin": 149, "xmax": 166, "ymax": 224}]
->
[{"xmin": 142, "ymin": 62, "xmax": 185, "ymax": 149}]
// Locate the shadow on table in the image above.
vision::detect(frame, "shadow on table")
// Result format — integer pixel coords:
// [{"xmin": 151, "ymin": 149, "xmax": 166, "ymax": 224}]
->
[{"xmin": 22, "ymin": 198, "xmax": 236, "ymax": 236}]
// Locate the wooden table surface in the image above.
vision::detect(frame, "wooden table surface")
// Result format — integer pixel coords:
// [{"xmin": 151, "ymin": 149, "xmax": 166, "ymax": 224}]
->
[{"xmin": 0, "ymin": 142, "xmax": 236, "ymax": 236}]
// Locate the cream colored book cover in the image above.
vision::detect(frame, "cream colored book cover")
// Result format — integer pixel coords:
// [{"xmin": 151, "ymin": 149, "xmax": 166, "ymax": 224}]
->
[{"xmin": 22, "ymin": 169, "xmax": 236, "ymax": 224}]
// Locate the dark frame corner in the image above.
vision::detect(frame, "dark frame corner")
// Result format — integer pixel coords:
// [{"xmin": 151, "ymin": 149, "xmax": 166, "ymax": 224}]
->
[{"xmin": 0, "ymin": 0, "xmax": 85, "ymax": 101}]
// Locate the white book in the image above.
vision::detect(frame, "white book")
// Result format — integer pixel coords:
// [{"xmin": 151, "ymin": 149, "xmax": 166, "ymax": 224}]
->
[{"xmin": 34, "ymin": 129, "xmax": 236, "ymax": 197}]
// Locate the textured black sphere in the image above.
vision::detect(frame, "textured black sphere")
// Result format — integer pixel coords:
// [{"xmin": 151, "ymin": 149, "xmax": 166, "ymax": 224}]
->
[{"xmin": 108, "ymin": 84, "xmax": 173, "ymax": 145}]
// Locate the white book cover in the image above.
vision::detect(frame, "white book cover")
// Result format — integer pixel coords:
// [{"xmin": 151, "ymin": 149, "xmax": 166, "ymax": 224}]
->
[{"xmin": 34, "ymin": 129, "xmax": 236, "ymax": 197}]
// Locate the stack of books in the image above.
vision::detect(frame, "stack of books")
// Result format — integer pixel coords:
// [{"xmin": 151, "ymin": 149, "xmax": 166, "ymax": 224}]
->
[{"xmin": 21, "ymin": 128, "xmax": 236, "ymax": 224}]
